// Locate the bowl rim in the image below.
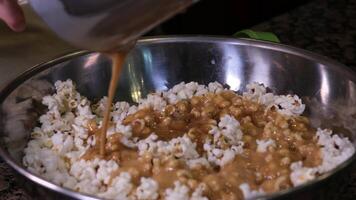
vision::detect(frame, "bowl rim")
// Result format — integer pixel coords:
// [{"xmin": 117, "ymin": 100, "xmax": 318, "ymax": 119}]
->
[{"xmin": 0, "ymin": 35, "xmax": 355, "ymax": 199}]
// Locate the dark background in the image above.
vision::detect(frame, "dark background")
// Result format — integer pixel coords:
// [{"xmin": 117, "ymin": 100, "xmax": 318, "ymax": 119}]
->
[{"xmin": 148, "ymin": 0, "xmax": 311, "ymax": 35}]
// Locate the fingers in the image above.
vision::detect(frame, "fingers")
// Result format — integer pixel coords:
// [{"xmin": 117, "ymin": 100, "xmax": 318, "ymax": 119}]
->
[{"xmin": 0, "ymin": 0, "xmax": 26, "ymax": 32}]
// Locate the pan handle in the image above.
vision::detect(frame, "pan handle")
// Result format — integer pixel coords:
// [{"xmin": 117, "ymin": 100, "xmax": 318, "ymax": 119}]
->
[{"xmin": 233, "ymin": 29, "xmax": 280, "ymax": 43}]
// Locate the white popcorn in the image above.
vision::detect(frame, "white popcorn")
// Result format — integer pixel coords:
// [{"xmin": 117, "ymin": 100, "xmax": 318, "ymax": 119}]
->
[
  {"xmin": 256, "ymin": 139, "xmax": 276, "ymax": 153},
  {"xmin": 165, "ymin": 182, "xmax": 208, "ymax": 200},
  {"xmin": 166, "ymin": 135, "xmax": 200, "ymax": 159},
  {"xmin": 137, "ymin": 134, "xmax": 159, "ymax": 155},
  {"xmin": 315, "ymin": 128, "xmax": 355, "ymax": 173},
  {"xmin": 163, "ymin": 82, "xmax": 220, "ymax": 104},
  {"xmin": 204, "ymin": 115, "xmax": 244, "ymax": 166},
  {"xmin": 191, "ymin": 184, "xmax": 208, "ymax": 200},
  {"xmin": 243, "ymin": 82, "xmax": 305, "ymax": 116},
  {"xmin": 115, "ymin": 123, "xmax": 132, "ymax": 138},
  {"xmin": 139, "ymin": 93, "xmax": 167, "ymax": 111},
  {"xmin": 105, "ymin": 125, "xmax": 116, "ymax": 137},
  {"xmin": 51, "ymin": 132, "xmax": 74, "ymax": 155},
  {"xmin": 217, "ymin": 115, "xmax": 243, "ymax": 143},
  {"xmin": 94, "ymin": 97, "xmax": 107, "ymax": 116},
  {"xmin": 289, "ymin": 129, "xmax": 355, "ymax": 187},
  {"xmin": 112, "ymin": 101, "xmax": 131, "ymax": 121},
  {"xmin": 208, "ymin": 82, "xmax": 224, "ymax": 93},
  {"xmin": 290, "ymin": 161, "xmax": 317, "ymax": 186},
  {"xmin": 165, "ymin": 181, "xmax": 190, "ymax": 200},
  {"xmin": 96, "ymin": 160, "xmax": 119, "ymax": 185},
  {"xmin": 239, "ymin": 183, "xmax": 265, "ymax": 199},
  {"xmin": 204, "ymin": 142, "xmax": 244, "ymax": 166},
  {"xmin": 243, "ymin": 82, "xmax": 274, "ymax": 106},
  {"xmin": 135, "ymin": 177, "xmax": 159, "ymax": 200},
  {"xmin": 99, "ymin": 172, "xmax": 133, "ymax": 199},
  {"xmin": 187, "ymin": 157, "xmax": 211, "ymax": 169},
  {"xmin": 272, "ymin": 94, "xmax": 305, "ymax": 116},
  {"xmin": 137, "ymin": 134, "xmax": 199, "ymax": 161}
]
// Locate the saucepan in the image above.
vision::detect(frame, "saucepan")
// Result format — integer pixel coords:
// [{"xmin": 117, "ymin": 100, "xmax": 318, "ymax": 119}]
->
[{"xmin": 0, "ymin": 36, "xmax": 355, "ymax": 199}]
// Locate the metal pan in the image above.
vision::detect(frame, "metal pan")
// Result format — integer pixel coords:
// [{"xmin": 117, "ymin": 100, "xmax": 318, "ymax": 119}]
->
[{"xmin": 0, "ymin": 36, "xmax": 355, "ymax": 199}]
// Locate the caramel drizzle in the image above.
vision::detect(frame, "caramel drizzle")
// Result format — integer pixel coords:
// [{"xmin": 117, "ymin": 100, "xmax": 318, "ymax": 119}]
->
[{"xmin": 100, "ymin": 52, "xmax": 127, "ymax": 157}]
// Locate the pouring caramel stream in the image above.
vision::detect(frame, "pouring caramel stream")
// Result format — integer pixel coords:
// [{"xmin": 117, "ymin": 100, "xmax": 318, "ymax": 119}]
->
[{"xmin": 100, "ymin": 52, "xmax": 128, "ymax": 157}]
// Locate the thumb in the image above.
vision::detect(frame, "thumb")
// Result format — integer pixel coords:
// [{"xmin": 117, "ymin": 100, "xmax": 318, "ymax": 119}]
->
[{"xmin": 0, "ymin": 0, "xmax": 25, "ymax": 32}]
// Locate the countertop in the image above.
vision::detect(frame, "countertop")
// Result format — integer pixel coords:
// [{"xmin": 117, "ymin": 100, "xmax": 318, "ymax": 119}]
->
[{"xmin": 1, "ymin": 0, "xmax": 356, "ymax": 199}]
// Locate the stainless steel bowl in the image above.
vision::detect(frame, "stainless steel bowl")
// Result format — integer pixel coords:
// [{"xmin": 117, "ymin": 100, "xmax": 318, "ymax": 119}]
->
[{"xmin": 0, "ymin": 36, "xmax": 355, "ymax": 200}]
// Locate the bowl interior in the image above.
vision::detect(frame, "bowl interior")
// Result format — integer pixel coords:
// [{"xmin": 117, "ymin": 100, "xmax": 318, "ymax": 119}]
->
[{"xmin": 1, "ymin": 37, "xmax": 356, "ymax": 198}]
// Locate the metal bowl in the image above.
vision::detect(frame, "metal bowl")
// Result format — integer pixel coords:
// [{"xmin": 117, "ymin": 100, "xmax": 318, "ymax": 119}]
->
[{"xmin": 0, "ymin": 36, "xmax": 355, "ymax": 200}]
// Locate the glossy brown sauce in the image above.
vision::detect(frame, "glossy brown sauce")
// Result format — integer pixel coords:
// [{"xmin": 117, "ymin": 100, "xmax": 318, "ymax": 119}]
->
[
  {"xmin": 99, "ymin": 52, "xmax": 127, "ymax": 157},
  {"xmin": 82, "ymin": 90, "xmax": 322, "ymax": 199}
]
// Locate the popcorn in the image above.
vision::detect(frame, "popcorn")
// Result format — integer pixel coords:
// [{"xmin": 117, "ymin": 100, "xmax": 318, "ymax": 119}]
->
[
  {"xmin": 204, "ymin": 115, "xmax": 244, "ymax": 166},
  {"xmin": 243, "ymin": 82, "xmax": 305, "ymax": 116},
  {"xmin": 137, "ymin": 134, "xmax": 200, "ymax": 160},
  {"xmin": 289, "ymin": 128, "xmax": 355, "ymax": 187},
  {"xmin": 239, "ymin": 183, "xmax": 265, "ymax": 199},
  {"xmin": 256, "ymin": 139, "xmax": 275, "ymax": 153},
  {"xmin": 290, "ymin": 161, "xmax": 317, "ymax": 186},
  {"xmin": 23, "ymin": 80, "xmax": 355, "ymax": 200},
  {"xmin": 316, "ymin": 128, "xmax": 355, "ymax": 173},
  {"xmin": 135, "ymin": 177, "xmax": 159, "ymax": 200}
]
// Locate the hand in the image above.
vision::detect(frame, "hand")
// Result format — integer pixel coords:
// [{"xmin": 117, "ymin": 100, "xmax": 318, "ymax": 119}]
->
[{"xmin": 0, "ymin": 0, "xmax": 25, "ymax": 32}]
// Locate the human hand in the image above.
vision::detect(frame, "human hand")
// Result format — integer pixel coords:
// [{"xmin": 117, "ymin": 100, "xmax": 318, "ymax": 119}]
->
[{"xmin": 0, "ymin": 0, "xmax": 25, "ymax": 32}]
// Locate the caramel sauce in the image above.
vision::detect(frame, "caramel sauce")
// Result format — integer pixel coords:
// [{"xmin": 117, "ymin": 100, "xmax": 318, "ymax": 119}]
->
[
  {"xmin": 82, "ymin": 83, "xmax": 322, "ymax": 199},
  {"xmin": 100, "ymin": 52, "xmax": 128, "ymax": 157}
]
